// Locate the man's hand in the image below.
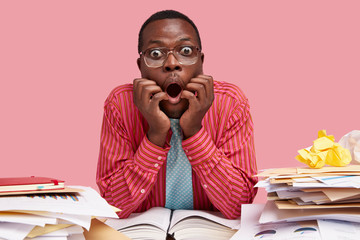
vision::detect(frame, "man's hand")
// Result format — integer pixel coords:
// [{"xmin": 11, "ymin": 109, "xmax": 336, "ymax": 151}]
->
[
  {"xmin": 133, "ymin": 78, "xmax": 170, "ymax": 147},
  {"xmin": 180, "ymin": 75, "xmax": 214, "ymax": 139}
]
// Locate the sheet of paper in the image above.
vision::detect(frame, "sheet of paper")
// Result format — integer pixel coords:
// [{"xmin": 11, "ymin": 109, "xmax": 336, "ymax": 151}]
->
[
  {"xmin": 292, "ymin": 177, "xmax": 319, "ymax": 183},
  {"xmin": 233, "ymin": 222, "xmax": 321, "ymax": 240},
  {"xmin": 26, "ymin": 236, "xmax": 67, "ymax": 240},
  {"xmin": 270, "ymin": 178, "xmax": 294, "ymax": 184},
  {"xmin": 231, "ymin": 204, "xmax": 321, "ymax": 240},
  {"xmin": 292, "ymin": 181, "xmax": 358, "ymax": 188},
  {"xmin": 299, "ymin": 193, "xmax": 330, "ymax": 203},
  {"xmin": 83, "ymin": 218, "xmax": 131, "ymax": 240},
  {"xmin": 27, "ymin": 224, "xmax": 74, "ymax": 238},
  {"xmin": 257, "ymin": 168, "xmax": 298, "ymax": 177},
  {"xmin": 0, "ymin": 222, "xmax": 35, "ymax": 240},
  {"xmin": 29, "ymin": 225, "xmax": 83, "ymax": 237},
  {"xmin": 0, "ymin": 186, "xmax": 118, "ymax": 219},
  {"xmin": 312, "ymin": 175, "xmax": 360, "ymax": 188},
  {"xmin": 321, "ymin": 188, "xmax": 360, "ymax": 201},
  {"xmin": 240, "ymin": 204, "xmax": 265, "ymax": 228},
  {"xmin": 317, "ymin": 219, "xmax": 360, "ymax": 240},
  {"xmin": 290, "ymin": 198, "xmax": 316, "ymax": 206},
  {"xmin": 258, "ymin": 165, "xmax": 360, "ymax": 178},
  {"xmin": 275, "ymin": 200, "xmax": 360, "ymax": 209},
  {"xmin": 0, "ymin": 212, "xmax": 57, "ymax": 226},
  {"xmin": 297, "ymin": 165, "xmax": 360, "ymax": 174},
  {"xmin": 67, "ymin": 234, "xmax": 86, "ymax": 240},
  {"xmin": 264, "ymin": 182, "xmax": 299, "ymax": 193},
  {"xmin": 276, "ymin": 190, "xmax": 324, "ymax": 200},
  {"xmin": 260, "ymin": 201, "xmax": 360, "ymax": 224},
  {"xmin": 0, "ymin": 187, "xmax": 83, "ymax": 196},
  {"xmin": 8, "ymin": 210, "xmax": 92, "ymax": 228},
  {"xmin": 44, "ymin": 212, "xmax": 91, "ymax": 230}
]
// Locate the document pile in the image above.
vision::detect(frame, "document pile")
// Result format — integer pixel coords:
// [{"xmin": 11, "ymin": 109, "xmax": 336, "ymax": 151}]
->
[
  {"xmin": 231, "ymin": 204, "xmax": 360, "ymax": 240},
  {"xmin": 255, "ymin": 165, "xmax": 360, "ymax": 224},
  {"xmin": 0, "ymin": 184, "xmax": 119, "ymax": 240}
]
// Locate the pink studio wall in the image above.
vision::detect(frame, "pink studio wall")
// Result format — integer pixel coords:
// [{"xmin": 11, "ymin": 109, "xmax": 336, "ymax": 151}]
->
[{"xmin": 1, "ymin": 1, "xmax": 359, "ymax": 203}]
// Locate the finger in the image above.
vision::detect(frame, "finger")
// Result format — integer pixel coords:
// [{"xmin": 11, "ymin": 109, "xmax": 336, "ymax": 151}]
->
[
  {"xmin": 185, "ymin": 82, "xmax": 207, "ymax": 103},
  {"xmin": 196, "ymin": 74, "xmax": 213, "ymax": 80},
  {"xmin": 190, "ymin": 75, "xmax": 214, "ymax": 98},
  {"xmin": 140, "ymin": 85, "xmax": 163, "ymax": 105},
  {"xmin": 181, "ymin": 90, "xmax": 200, "ymax": 110},
  {"xmin": 150, "ymin": 91, "xmax": 168, "ymax": 107},
  {"xmin": 133, "ymin": 79, "xmax": 158, "ymax": 103},
  {"xmin": 133, "ymin": 78, "xmax": 153, "ymax": 92},
  {"xmin": 133, "ymin": 79, "xmax": 157, "ymax": 95}
]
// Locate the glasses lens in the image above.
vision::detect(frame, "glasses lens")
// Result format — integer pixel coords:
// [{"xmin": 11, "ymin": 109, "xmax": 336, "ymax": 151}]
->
[
  {"xmin": 143, "ymin": 46, "xmax": 200, "ymax": 68},
  {"xmin": 143, "ymin": 48, "xmax": 166, "ymax": 68},
  {"xmin": 174, "ymin": 46, "xmax": 199, "ymax": 65}
]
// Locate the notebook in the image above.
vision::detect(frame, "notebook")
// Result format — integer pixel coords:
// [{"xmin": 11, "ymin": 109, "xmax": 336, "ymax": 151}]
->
[{"xmin": 0, "ymin": 176, "xmax": 65, "ymax": 193}]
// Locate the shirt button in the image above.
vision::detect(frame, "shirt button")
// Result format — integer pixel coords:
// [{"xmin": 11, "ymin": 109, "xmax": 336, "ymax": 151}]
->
[
  {"xmin": 188, "ymin": 156, "xmax": 192, "ymax": 160},
  {"xmin": 203, "ymin": 184, "xmax": 207, "ymax": 189},
  {"xmin": 154, "ymin": 163, "xmax": 159, "ymax": 168},
  {"xmin": 140, "ymin": 189, "xmax": 145, "ymax": 194},
  {"xmin": 185, "ymin": 149, "xmax": 189, "ymax": 153},
  {"xmin": 157, "ymin": 156, "xmax": 162, "ymax": 160}
]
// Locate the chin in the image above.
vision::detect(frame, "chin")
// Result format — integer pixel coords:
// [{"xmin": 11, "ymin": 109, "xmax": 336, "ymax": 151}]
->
[{"xmin": 160, "ymin": 99, "xmax": 188, "ymax": 119}]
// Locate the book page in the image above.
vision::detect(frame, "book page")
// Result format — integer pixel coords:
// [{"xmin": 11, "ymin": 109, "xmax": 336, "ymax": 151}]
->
[
  {"xmin": 169, "ymin": 217, "xmax": 237, "ymax": 240},
  {"xmin": 105, "ymin": 207, "xmax": 171, "ymax": 232},
  {"xmin": 169, "ymin": 209, "xmax": 241, "ymax": 230}
]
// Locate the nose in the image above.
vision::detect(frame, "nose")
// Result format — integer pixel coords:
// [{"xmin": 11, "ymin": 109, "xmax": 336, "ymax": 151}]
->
[{"xmin": 163, "ymin": 51, "xmax": 182, "ymax": 72}]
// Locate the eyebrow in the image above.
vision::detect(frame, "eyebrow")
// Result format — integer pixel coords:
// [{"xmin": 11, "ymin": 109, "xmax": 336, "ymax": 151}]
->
[
  {"xmin": 148, "ymin": 37, "xmax": 193, "ymax": 45},
  {"xmin": 148, "ymin": 40, "xmax": 163, "ymax": 45},
  {"xmin": 178, "ymin": 37, "xmax": 192, "ymax": 42}
]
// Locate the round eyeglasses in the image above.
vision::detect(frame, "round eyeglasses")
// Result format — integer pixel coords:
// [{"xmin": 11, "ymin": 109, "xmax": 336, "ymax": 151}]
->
[{"xmin": 140, "ymin": 45, "xmax": 201, "ymax": 68}]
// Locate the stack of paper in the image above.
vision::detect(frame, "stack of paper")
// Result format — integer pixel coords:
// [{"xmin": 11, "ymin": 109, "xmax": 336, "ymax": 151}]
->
[
  {"xmin": 231, "ymin": 204, "xmax": 360, "ymax": 240},
  {"xmin": 255, "ymin": 165, "xmax": 360, "ymax": 224},
  {"xmin": 0, "ymin": 185, "xmax": 119, "ymax": 240},
  {"xmin": 231, "ymin": 204, "xmax": 322, "ymax": 240}
]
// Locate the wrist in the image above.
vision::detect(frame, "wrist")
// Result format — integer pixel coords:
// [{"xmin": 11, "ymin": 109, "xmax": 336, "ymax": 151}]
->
[
  {"xmin": 183, "ymin": 125, "xmax": 202, "ymax": 139},
  {"xmin": 147, "ymin": 128, "xmax": 168, "ymax": 147}
]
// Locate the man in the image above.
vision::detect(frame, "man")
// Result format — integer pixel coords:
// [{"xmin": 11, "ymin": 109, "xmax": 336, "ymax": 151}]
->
[{"xmin": 96, "ymin": 10, "xmax": 257, "ymax": 219}]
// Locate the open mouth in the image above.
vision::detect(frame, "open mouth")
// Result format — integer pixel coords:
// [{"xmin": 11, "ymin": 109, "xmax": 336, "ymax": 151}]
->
[
  {"xmin": 166, "ymin": 83, "xmax": 183, "ymax": 104},
  {"xmin": 166, "ymin": 83, "xmax": 182, "ymax": 97}
]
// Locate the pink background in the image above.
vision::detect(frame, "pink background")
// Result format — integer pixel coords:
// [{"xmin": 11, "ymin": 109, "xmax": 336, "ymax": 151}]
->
[{"xmin": 1, "ymin": 1, "xmax": 359, "ymax": 203}]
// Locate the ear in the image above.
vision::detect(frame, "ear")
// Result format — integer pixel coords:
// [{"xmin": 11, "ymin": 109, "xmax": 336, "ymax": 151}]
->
[{"xmin": 137, "ymin": 57, "xmax": 141, "ymax": 71}]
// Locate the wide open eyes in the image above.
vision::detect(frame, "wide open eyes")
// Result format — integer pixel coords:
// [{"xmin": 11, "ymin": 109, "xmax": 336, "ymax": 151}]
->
[
  {"xmin": 148, "ymin": 49, "xmax": 164, "ymax": 60},
  {"xmin": 178, "ymin": 46, "xmax": 193, "ymax": 56}
]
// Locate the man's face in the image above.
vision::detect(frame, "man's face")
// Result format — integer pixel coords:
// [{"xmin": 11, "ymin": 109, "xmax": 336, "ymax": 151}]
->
[{"xmin": 138, "ymin": 18, "xmax": 204, "ymax": 118}]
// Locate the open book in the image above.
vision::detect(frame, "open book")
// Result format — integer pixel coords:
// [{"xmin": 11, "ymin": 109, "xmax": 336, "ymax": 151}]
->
[{"xmin": 105, "ymin": 207, "xmax": 240, "ymax": 240}]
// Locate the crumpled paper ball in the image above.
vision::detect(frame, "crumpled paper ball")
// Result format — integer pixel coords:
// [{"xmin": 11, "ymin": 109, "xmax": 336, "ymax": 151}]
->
[
  {"xmin": 296, "ymin": 130, "xmax": 352, "ymax": 168},
  {"xmin": 339, "ymin": 130, "xmax": 360, "ymax": 164}
]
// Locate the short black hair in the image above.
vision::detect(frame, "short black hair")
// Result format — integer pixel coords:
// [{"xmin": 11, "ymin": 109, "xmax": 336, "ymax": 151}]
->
[{"xmin": 138, "ymin": 10, "xmax": 202, "ymax": 53}]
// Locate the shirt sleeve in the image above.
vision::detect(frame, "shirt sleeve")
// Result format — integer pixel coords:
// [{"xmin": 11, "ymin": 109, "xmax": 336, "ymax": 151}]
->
[
  {"xmin": 182, "ymin": 98, "xmax": 258, "ymax": 219},
  {"xmin": 96, "ymin": 99, "xmax": 169, "ymax": 218}
]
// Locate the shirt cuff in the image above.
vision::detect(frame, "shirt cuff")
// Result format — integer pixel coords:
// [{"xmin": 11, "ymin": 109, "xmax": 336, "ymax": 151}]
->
[
  {"xmin": 182, "ymin": 126, "xmax": 217, "ymax": 166},
  {"xmin": 134, "ymin": 135, "xmax": 170, "ymax": 173}
]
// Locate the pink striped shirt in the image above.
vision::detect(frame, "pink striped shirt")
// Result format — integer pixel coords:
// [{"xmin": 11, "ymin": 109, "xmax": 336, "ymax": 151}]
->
[{"xmin": 96, "ymin": 80, "xmax": 258, "ymax": 219}]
